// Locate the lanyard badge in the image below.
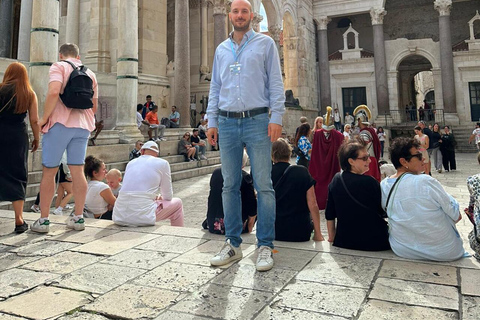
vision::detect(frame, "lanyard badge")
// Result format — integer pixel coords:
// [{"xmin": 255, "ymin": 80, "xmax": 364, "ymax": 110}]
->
[{"xmin": 229, "ymin": 32, "xmax": 256, "ymax": 75}]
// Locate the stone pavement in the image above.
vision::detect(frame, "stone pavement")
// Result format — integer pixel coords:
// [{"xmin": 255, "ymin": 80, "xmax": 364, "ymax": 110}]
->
[{"xmin": 1, "ymin": 153, "xmax": 480, "ymax": 319}]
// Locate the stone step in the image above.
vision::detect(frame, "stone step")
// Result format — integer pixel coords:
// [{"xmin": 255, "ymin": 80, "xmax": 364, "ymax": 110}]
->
[{"xmin": 172, "ymin": 163, "xmax": 222, "ymax": 181}]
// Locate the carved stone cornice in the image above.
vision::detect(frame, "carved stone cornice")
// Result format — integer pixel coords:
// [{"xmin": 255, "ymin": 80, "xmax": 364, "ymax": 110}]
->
[
  {"xmin": 317, "ymin": 16, "xmax": 331, "ymax": 30},
  {"xmin": 370, "ymin": 8, "xmax": 387, "ymax": 25},
  {"xmin": 213, "ymin": 0, "xmax": 226, "ymax": 16},
  {"xmin": 434, "ymin": 0, "xmax": 452, "ymax": 16}
]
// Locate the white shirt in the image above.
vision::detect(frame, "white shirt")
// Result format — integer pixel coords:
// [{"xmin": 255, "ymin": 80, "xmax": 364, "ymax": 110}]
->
[
  {"xmin": 381, "ymin": 174, "xmax": 464, "ymax": 261},
  {"xmin": 473, "ymin": 128, "xmax": 480, "ymax": 144},
  {"xmin": 85, "ymin": 180, "xmax": 110, "ymax": 215},
  {"xmin": 136, "ymin": 112, "xmax": 143, "ymax": 128},
  {"xmin": 334, "ymin": 112, "xmax": 340, "ymax": 122}
]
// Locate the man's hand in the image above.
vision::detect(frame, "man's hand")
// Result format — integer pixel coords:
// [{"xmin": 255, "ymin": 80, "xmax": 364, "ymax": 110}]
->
[
  {"xmin": 268, "ymin": 123, "xmax": 282, "ymax": 142},
  {"xmin": 31, "ymin": 139, "xmax": 39, "ymax": 152},
  {"xmin": 207, "ymin": 127, "xmax": 218, "ymax": 146}
]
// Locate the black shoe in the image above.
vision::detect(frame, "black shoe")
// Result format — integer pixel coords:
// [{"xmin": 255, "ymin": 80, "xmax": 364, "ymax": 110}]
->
[{"xmin": 14, "ymin": 221, "xmax": 28, "ymax": 234}]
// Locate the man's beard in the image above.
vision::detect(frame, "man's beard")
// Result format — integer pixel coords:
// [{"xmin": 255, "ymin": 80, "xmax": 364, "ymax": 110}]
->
[{"xmin": 231, "ymin": 18, "xmax": 251, "ymax": 32}]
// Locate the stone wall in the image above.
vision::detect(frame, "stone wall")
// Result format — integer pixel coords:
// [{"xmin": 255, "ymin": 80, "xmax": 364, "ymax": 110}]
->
[{"xmin": 453, "ymin": 49, "xmax": 480, "ymax": 123}]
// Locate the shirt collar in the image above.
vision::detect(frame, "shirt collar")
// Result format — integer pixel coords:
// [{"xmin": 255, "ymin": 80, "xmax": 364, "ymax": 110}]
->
[{"xmin": 229, "ymin": 29, "xmax": 255, "ymax": 46}]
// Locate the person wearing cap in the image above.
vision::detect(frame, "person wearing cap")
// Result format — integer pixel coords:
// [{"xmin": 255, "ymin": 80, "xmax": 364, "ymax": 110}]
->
[
  {"xmin": 206, "ymin": 0, "xmax": 285, "ymax": 272},
  {"xmin": 354, "ymin": 105, "xmax": 381, "ymax": 182},
  {"xmin": 112, "ymin": 141, "xmax": 184, "ymax": 227}
]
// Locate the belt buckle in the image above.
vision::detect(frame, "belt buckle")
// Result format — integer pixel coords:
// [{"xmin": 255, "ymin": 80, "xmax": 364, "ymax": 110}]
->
[{"xmin": 241, "ymin": 111, "xmax": 247, "ymax": 118}]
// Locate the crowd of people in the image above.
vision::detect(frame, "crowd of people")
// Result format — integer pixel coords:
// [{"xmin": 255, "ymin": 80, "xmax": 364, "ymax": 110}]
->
[{"xmin": 1, "ymin": 0, "xmax": 478, "ymax": 276}]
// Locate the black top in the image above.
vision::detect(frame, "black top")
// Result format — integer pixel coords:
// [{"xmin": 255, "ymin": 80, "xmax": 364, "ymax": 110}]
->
[
  {"xmin": 423, "ymin": 127, "xmax": 433, "ymax": 149},
  {"xmin": 206, "ymin": 168, "xmax": 257, "ymax": 234},
  {"xmin": 431, "ymin": 131, "xmax": 442, "ymax": 147},
  {"xmin": 190, "ymin": 135, "xmax": 200, "ymax": 144},
  {"xmin": 325, "ymin": 171, "xmax": 390, "ymax": 251},
  {"xmin": 272, "ymin": 162, "xmax": 316, "ymax": 242},
  {"xmin": 440, "ymin": 133, "xmax": 456, "ymax": 152},
  {"xmin": 0, "ymin": 85, "xmax": 26, "ymax": 124}
]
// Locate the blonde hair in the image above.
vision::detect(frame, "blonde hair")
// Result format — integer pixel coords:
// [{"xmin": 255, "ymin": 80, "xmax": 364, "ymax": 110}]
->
[
  {"xmin": 313, "ymin": 116, "xmax": 324, "ymax": 131},
  {"xmin": 106, "ymin": 168, "xmax": 122, "ymax": 179}
]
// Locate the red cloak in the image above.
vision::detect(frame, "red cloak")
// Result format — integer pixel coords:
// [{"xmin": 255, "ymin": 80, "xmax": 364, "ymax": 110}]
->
[
  {"xmin": 361, "ymin": 127, "xmax": 381, "ymax": 181},
  {"xmin": 309, "ymin": 129, "xmax": 344, "ymax": 210}
]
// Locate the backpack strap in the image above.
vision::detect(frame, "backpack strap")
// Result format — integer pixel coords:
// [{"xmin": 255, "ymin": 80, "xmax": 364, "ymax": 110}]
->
[
  {"xmin": 273, "ymin": 165, "xmax": 294, "ymax": 189},
  {"xmin": 61, "ymin": 60, "xmax": 78, "ymax": 70},
  {"xmin": 338, "ymin": 172, "xmax": 369, "ymax": 210}
]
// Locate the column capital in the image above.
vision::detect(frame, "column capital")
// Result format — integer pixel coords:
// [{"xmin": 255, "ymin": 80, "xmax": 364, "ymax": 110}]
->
[
  {"xmin": 268, "ymin": 24, "xmax": 282, "ymax": 41},
  {"xmin": 434, "ymin": 0, "xmax": 452, "ymax": 16},
  {"xmin": 370, "ymin": 7, "xmax": 387, "ymax": 25},
  {"xmin": 252, "ymin": 12, "xmax": 263, "ymax": 32},
  {"xmin": 317, "ymin": 16, "xmax": 331, "ymax": 30},
  {"xmin": 213, "ymin": 0, "xmax": 226, "ymax": 16},
  {"xmin": 200, "ymin": 0, "xmax": 212, "ymax": 8}
]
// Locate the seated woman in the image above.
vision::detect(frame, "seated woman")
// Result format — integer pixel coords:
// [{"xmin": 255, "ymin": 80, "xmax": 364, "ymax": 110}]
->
[
  {"xmin": 202, "ymin": 151, "xmax": 257, "ymax": 234},
  {"xmin": 381, "ymin": 137, "xmax": 464, "ymax": 261},
  {"xmin": 325, "ymin": 139, "xmax": 390, "ymax": 251},
  {"xmin": 272, "ymin": 138, "xmax": 324, "ymax": 242},
  {"xmin": 178, "ymin": 132, "xmax": 197, "ymax": 162},
  {"xmin": 84, "ymin": 155, "xmax": 116, "ymax": 220},
  {"xmin": 465, "ymin": 152, "xmax": 480, "ymax": 261}
]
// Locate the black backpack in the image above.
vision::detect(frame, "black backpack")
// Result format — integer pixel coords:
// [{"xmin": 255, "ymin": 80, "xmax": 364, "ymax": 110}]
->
[{"xmin": 59, "ymin": 60, "xmax": 94, "ymax": 109}]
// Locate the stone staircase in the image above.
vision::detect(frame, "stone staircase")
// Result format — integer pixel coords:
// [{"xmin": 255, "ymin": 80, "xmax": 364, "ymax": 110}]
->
[{"xmin": 0, "ymin": 128, "xmax": 221, "ymax": 211}]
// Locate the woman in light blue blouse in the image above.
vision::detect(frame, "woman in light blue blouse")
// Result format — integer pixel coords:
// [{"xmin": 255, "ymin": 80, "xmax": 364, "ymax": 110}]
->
[{"xmin": 295, "ymin": 123, "xmax": 312, "ymax": 168}]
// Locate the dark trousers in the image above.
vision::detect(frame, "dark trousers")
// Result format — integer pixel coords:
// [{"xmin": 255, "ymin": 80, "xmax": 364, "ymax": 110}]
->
[{"xmin": 441, "ymin": 149, "xmax": 456, "ymax": 171}]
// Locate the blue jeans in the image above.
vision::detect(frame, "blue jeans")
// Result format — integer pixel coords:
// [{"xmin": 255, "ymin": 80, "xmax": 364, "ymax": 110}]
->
[{"xmin": 218, "ymin": 113, "xmax": 275, "ymax": 248}]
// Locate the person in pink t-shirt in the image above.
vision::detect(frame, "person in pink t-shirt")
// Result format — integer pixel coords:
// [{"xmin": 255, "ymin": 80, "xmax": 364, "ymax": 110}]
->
[{"xmin": 32, "ymin": 43, "xmax": 98, "ymax": 234}]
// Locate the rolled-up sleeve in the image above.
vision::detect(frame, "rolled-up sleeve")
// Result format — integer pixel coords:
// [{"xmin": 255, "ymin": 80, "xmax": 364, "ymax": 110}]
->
[{"xmin": 265, "ymin": 40, "xmax": 285, "ymax": 125}]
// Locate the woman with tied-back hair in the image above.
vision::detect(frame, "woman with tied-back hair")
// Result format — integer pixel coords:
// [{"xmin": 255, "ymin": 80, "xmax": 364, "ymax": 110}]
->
[
  {"xmin": 295, "ymin": 123, "xmax": 312, "ymax": 168},
  {"xmin": 0, "ymin": 62, "xmax": 40, "ymax": 233}
]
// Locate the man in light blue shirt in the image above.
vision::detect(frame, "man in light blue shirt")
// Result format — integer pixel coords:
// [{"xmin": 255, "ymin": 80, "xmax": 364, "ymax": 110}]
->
[
  {"xmin": 207, "ymin": 0, "xmax": 285, "ymax": 272},
  {"xmin": 168, "ymin": 105, "xmax": 180, "ymax": 128}
]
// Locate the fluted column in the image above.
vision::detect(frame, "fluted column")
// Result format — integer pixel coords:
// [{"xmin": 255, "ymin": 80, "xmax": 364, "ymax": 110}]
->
[
  {"xmin": 200, "ymin": 0, "xmax": 209, "ymax": 76},
  {"xmin": 370, "ymin": 8, "xmax": 390, "ymax": 117},
  {"xmin": 174, "ymin": 0, "xmax": 190, "ymax": 127},
  {"xmin": 434, "ymin": 0, "xmax": 457, "ymax": 117},
  {"xmin": 0, "ymin": 0, "xmax": 14, "ymax": 57},
  {"xmin": 213, "ymin": 0, "xmax": 227, "ymax": 49},
  {"xmin": 85, "ymin": 0, "xmax": 111, "ymax": 72},
  {"xmin": 116, "ymin": 0, "xmax": 142, "ymax": 142},
  {"xmin": 252, "ymin": 12, "xmax": 263, "ymax": 32},
  {"xmin": 17, "ymin": 0, "xmax": 33, "ymax": 61},
  {"xmin": 66, "ymin": 0, "xmax": 80, "ymax": 44},
  {"xmin": 317, "ymin": 16, "xmax": 331, "ymax": 113},
  {"xmin": 29, "ymin": 0, "xmax": 59, "ymax": 115}
]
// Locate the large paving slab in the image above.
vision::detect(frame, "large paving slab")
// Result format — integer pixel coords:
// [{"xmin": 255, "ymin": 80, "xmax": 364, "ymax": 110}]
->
[
  {"xmin": 103, "ymin": 248, "xmax": 178, "ymax": 270},
  {"xmin": 462, "ymin": 296, "xmax": 480, "ymax": 320},
  {"xmin": 369, "ymin": 277, "xmax": 459, "ymax": 310},
  {"xmin": 239, "ymin": 247, "xmax": 317, "ymax": 271},
  {"xmin": 379, "ymin": 260, "xmax": 458, "ymax": 286},
  {"xmin": 357, "ymin": 300, "xmax": 458, "ymax": 320},
  {"xmin": 54, "ymin": 263, "xmax": 146, "ymax": 294},
  {"xmin": 0, "ymin": 268, "xmax": 58, "ymax": 299},
  {"xmin": 0, "ymin": 252, "xmax": 41, "ymax": 272},
  {"xmin": 10, "ymin": 240, "xmax": 79, "ymax": 257},
  {"xmin": 254, "ymin": 306, "xmax": 348, "ymax": 320},
  {"xmin": 460, "ymin": 268, "xmax": 480, "ymax": 296},
  {"xmin": 84, "ymin": 283, "xmax": 181, "ymax": 319},
  {"xmin": 135, "ymin": 235, "xmax": 208, "ymax": 253},
  {"xmin": 0, "ymin": 286, "xmax": 90, "ymax": 320},
  {"xmin": 21, "ymin": 251, "xmax": 103, "ymax": 274}
]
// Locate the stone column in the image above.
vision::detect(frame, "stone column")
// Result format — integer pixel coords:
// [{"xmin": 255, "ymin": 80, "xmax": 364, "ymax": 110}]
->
[
  {"xmin": 268, "ymin": 24, "xmax": 282, "ymax": 53},
  {"xmin": 370, "ymin": 8, "xmax": 390, "ymax": 117},
  {"xmin": 116, "ymin": 0, "xmax": 142, "ymax": 142},
  {"xmin": 200, "ymin": 0, "xmax": 209, "ymax": 77},
  {"xmin": 317, "ymin": 16, "xmax": 331, "ymax": 113},
  {"xmin": 85, "ymin": 0, "xmax": 111, "ymax": 73},
  {"xmin": 434, "ymin": 0, "xmax": 457, "ymax": 121},
  {"xmin": 17, "ymin": 0, "xmax": 33, "ymax": 61},
  {"xmin": 252, "ymin": 12, "xmax": 263, "ymax": 32},
  {"xmin": 29, "ymin": 0, "xmax": 59, "ymax": 115},
  {"xmin": 65, "ymin": 0, "xmax": 80, "ymax": 44},
  {"xmin": 0, "ymin": 0, "xmax": 14, "ymax": 57},
  {"xmin": 174, "ymin": 0, "xmax": 190, "ymax": 127},
  {"xmin": 213, "ymin": 0, "xmax": 227, "ymax": 49}
]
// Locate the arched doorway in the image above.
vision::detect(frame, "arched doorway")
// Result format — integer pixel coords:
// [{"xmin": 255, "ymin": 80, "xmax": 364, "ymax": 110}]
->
[{"xmin": 397, "ymin": 55, "xmax": 434, "ymax": 122}]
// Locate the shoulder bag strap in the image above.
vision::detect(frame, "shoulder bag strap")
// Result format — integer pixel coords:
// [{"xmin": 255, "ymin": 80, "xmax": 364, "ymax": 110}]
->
[
  {"xmin": 385, "ymin": 172, "xmax": 407, "ymax": 214},
  {"xmin": 273, "ymin": 165, "xmax": 293, "ymax": 189},
  {"xmin": 339, "ymin": 172, "xmax": 369, "ymax": 210},
  {"xmin": 0, "ymin": 92, "xmax": 17, "ymax": 113}
]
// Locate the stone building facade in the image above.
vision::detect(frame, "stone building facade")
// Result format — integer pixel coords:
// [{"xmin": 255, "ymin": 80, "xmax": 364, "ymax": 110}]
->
[{"xmin": 1, "ymin": 0, "xmax": 480, "ymax": 138}]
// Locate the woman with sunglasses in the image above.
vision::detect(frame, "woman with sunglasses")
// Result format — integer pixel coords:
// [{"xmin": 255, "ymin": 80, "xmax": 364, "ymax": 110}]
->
[
  {"xmin": 380, "ymin": 137, "xmax": 464, "ymax": 261},
  {"xmin": 325, "ymin": 139, "xmax": 390, "ymax": 251},
  {"xmin": 178, "ymin": 132, "xmax": 197, "ymax": 162}
]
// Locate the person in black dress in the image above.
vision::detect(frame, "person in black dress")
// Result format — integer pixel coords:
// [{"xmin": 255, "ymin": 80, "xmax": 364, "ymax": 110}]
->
[
  {"xmin": 271, "ymin": 138, "xmax": 324, "ymax": 242},
  {"xmin": 440, "ymin": 125, "xmax": 456, "ymax": 172},
  {"xmin": 325, "ymin": 139, "xmax": 390, "ymax": 251},
  {"xmin": 0, "ymin": 62, "xmax": 40, "ymax": 233}
]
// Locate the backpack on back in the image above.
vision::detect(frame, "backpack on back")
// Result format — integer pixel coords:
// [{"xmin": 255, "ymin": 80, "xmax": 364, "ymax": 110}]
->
[{"xmin": 59, "ymin": 60, "xmax": 94, "ymax": 109}]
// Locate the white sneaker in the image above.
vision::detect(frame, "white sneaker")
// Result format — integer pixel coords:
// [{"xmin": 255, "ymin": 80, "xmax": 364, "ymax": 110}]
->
[
  {"xmin": 200, "ymin": 155, "xmax": 208, "ymax": 160},
  {"xmin": 53, "ymin": 207, "xmax": 63, "ymax": 215},
  {"xmin": 210, "ymin": 239, "xmax": 243, "ymax": 266},
  {"xmin": 30, "ymin": 219, "xmax": 50, "ymax": 233},
  {"xmin": 30, "ymin": 204, "xmax": 40, "ymax": 213},
  {"xmin": 160, "ymin": 137, "xmax": 167, "ymax": 141},
  {"xmin": 256, "ymin": 246, "xmax": 274, "ymax": 271},
  {"xmin": 66, "ymin": 216, "xmax": 85, "ymax": 231}
]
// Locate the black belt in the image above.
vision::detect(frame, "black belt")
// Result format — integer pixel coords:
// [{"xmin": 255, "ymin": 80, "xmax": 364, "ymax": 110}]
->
[{"xmin": 219, "ymin": 107, "xmax": 269, "ymax": 118}]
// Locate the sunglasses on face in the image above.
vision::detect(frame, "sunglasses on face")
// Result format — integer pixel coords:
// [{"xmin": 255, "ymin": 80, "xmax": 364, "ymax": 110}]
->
[
  {"xmin": 404, "ymin": 153, "xmax": 423, "ymax": 161},
  {"xmin": 355, "ymin": 155, "xmax": 370, "ymax": 161}
]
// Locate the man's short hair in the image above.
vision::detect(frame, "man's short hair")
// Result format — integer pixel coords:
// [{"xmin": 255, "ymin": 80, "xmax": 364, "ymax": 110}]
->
[
  {"xmin": 146, "ymin": 95, "xmax": 152, "ymax": 99},
  {"xmin": 137, "ymin": 104, "xmax": 143, "ymax": 111},
  {"xmin": 172, "ymin": 106, "xmax": 177, "ymax": 110},
  {"xmin": 193, "ymin": 128, "xmax": 199, "ymax": 132},
  {"xmin": 272, "ymin": 138, "xmax": 292, "ymax": 163},
  {"xmin": 59, "ymin": 43, "xmax": 79, "ymax": 57},
  {"xmin": 299, "ymin": 116, "xmax": 307, "ymax": 124}
]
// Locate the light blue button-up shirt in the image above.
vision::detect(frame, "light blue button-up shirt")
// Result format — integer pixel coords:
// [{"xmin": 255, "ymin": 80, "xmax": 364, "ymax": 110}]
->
[{"xmin": 207, "ymin": 29, "xmax": 285, "ymax": 128}]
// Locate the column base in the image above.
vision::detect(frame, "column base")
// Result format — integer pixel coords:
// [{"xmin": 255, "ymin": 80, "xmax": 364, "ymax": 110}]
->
[
  {"xmin": 375, "ymin": 114, "xmax": 395, "ymax": 127},
  {"xmin": 443, "ymin": 113, "xmax": 460, "ymax": 125},
  {"xmin": 115, "ymin": 125, "xmax": 144, "ymax": 144}
]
